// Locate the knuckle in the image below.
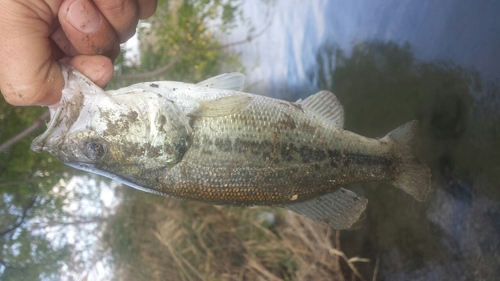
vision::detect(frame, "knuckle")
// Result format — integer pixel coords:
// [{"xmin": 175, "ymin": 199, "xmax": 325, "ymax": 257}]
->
[
  {"xmin": 96, "ymin": 0, "xmax": 140, "ymax": 42},
  {"xmin": 100, "ymin": 0, "xmax": 131, "ymax": 14},
  {"xmin": 118, "ymin": 19, "xmax": 139, "ymax": 42},
  {"xmin": 1, "ymin": 83, "xmax": 43, "ymax": 106},
  {"xmin": 138, "ymin": 0, "xmax": 157, "ymax": 19}
]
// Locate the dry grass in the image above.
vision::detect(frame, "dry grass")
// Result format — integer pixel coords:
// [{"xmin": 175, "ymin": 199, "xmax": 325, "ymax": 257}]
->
[{"xmin": 112, "ymin": 196, "xmax": 371, "ymax": 281}]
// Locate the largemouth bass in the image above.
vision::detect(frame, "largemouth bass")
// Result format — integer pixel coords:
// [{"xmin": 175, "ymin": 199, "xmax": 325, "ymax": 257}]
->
[{"xmin": 31, "ymin": 65, "xmax": 431, "ymax": 229}]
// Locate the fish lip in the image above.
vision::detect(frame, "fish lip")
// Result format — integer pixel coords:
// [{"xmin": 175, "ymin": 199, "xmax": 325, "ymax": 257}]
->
[
  {"xmin": 31, "ymin": 63, "xmax": 75, "ymax": 153},
  {"xmin": 30, "ymin": 105, "xmax": 64, "ymax": 153}
]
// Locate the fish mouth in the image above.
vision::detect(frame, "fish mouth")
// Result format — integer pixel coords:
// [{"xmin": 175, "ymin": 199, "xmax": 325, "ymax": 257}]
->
[
  {"xmin": 31, "ymin": 64, "xmax": 88, "ymax": 154},
  {"xmin": 30, "ymin": 105, "xmax": 64, "ymax": 153}
]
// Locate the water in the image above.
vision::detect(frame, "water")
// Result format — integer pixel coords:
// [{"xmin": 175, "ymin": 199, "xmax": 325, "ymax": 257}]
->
[
  {"xmin": 226, "ymin": 0, "xmax": 500, "ymax": 279},
  {"xmin": 230, "ymin": 0, "xmax": 500, "ymax": 96}
]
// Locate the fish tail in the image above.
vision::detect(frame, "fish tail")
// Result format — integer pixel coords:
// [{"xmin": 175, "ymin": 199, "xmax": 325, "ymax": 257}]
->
[{"xmin": 385, "ymin": 120, "xmax": 431, "ymax": 201}]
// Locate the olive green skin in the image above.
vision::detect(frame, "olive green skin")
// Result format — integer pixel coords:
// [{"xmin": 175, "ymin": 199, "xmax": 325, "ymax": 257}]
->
[{"xmin": 118, "ymin": 94, "xmax": 396, "ymax": 206}]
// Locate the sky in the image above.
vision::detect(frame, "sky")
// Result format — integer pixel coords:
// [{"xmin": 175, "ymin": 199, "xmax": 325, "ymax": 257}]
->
[{"xmin": 225, "ymin": 0, "xmax": 500, "ymax": 98}]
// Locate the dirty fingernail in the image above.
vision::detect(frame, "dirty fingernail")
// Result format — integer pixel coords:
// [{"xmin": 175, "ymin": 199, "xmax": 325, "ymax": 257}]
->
[{"xmin": 66, "ymin": 0, "xmax": 101, "ymax": 33}]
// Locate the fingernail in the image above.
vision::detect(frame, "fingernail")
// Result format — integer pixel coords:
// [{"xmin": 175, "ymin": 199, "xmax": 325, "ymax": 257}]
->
[{"xmin": 66, "ymin": 0, "xmax": 101, "ymax": 33}]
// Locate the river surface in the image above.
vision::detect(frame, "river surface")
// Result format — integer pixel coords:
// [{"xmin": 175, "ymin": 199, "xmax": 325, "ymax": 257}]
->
[{"xmin": 225, "ymin": 0, "xmax": 500, "ymax": 279}]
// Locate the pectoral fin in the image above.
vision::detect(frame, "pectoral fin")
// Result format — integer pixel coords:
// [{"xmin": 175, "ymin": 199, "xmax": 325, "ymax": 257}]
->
[{"xmin": 284, "ymin": 188, "xmax": 367, "ymax": 229}]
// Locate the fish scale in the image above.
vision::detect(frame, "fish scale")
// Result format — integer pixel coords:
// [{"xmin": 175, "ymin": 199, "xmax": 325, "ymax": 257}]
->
[
  {"xmin": 155, "ymin": 95, "xmax": 396, "ymax": 205},
  {"xmin": 31, "ymin": 65, "xmax": 431, "ymax": 229}
]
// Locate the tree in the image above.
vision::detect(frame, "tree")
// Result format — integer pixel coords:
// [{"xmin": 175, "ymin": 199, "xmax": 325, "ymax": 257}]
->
[
  {"xmin": 1, "ymin": 0, "xmax": 253, "ymax": 280},
  {"xmin": 111, "ymin": 0, "xmax": 247, "ymax": 88},
  {"xmin": 0, "ymin": 101, "xmax": 75, "ymax": 280}
]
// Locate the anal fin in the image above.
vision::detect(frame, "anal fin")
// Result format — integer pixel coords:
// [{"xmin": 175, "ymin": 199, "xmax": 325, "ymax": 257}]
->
[{"xmin": 284, "ymin": 188, "xmax": 367, "ymax": 229}]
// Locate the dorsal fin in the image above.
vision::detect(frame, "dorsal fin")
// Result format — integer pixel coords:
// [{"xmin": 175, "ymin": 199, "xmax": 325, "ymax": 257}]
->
[
  {"xmin": 197, "ymin": 73, "xmax": 246, "ymax": 91},
  {"xmin": 298, "ymin": 90, "xmax": 344, "ymax": 127}
]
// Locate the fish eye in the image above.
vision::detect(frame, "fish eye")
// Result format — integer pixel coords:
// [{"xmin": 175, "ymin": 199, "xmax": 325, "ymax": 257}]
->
[{"xmin": 82, "ymin": 141, "xmax": 106, "ymax": 161}]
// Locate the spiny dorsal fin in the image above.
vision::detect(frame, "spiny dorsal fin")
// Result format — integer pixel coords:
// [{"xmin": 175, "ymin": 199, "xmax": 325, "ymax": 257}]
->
[
  {"xmin": 284, "ymin": 188, "xmax": 367, "ymax": 229},
  {"xmin": 193, "ymin": 95, "xmax": 253, "ymax": 117},
  {"xmin": 197, "ymin": 73, "xmax": 246, "ymax": 91},
  {"xmin": 298, "ymin": 90, "xmax": 344, "ymax": 127}
]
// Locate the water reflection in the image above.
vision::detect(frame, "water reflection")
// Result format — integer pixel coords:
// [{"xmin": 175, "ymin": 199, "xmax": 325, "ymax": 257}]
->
[
  {"xmin": 230, "ymin": 2, "xmax": 500, "ymax": 277},
  {"xmin": 295, "ymin": 40, "xmax": 500, "ymax": 279}
]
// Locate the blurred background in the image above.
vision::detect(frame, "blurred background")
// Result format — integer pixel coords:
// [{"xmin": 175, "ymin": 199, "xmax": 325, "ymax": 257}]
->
[{"xmin": 1, "ymin": 0, "xmax": 499, "ymax": 280}]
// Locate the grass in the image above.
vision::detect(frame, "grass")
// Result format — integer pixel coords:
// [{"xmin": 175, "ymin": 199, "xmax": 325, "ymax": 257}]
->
[{"xmin": 108, "ymin": 193, "xmax": 373, "ymax": 281}]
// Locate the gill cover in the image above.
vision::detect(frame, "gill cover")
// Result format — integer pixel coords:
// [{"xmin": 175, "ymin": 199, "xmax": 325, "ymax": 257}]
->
[
  {"xmin": 31, "ymin": 64, "xmax": 192, "ymax": 171},
  {"xmin": 102, "ymin": 88, "xmax": 193, "ymax": 168}
]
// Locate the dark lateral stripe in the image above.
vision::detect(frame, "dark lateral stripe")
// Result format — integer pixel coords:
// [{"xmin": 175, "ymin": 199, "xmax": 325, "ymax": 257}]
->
[
  {"xmin": 327, "ymin": 149, "xmax": 392, "ymax": 168},
  {"xmin": 280, "ymin": 143, "xmax": 298, "ymax": 161},
  {"xmin": 299, "ymin": 146, "xmax": 327, "ymax": 163},
  {"xmin": 233, "ymin": 138, "xmax": 276, "ymax": 155},
  {"xmin": 214, "ymin": 138, "xmax": 232, "ymax": 152},
  {"xmin": 209, "ymin": 137, "xmax": 391, "ymax": 170}
]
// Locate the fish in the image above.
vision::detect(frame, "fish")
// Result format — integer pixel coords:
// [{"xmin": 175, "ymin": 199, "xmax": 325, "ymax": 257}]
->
[{"xmin": 31, "ymin": 64, "xmax": 431, "ymax": 229}]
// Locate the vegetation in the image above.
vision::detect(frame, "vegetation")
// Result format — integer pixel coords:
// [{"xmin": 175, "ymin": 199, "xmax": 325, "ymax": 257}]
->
[
  {"xmin": 0, "ymin": 104, "xmax": 112, "ymax": 279},
  {"xmin": 111, "ymin": 0, "xmax": 246, "ymax": 88},
  {"xmin": 0, "ymin": 0, "xmax": 251, "ymax": 279},
  {"xmin": 305, "ymin": 40, "xmax": 500, "ymax": 279},
  {"xmin": 308, "ymin": 40, "xmax": 500, "ymax": 197},
  {"xmin": 0, "ymin": 100, "xmax": 72, "ymax": 280},
  {"xmin": 102, "ymin": 188, "xmax": 367, "ymax": 281}
]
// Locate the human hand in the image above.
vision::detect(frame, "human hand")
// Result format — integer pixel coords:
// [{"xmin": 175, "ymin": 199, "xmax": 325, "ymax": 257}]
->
[{"xmin": 0, "ymin": 0, "xmax": 157, "ymax": 107}]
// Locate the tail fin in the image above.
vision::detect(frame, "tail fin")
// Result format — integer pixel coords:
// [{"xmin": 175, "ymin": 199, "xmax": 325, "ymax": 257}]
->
[{"xmin": 385, "ymin": 120, "xmax": 431, "ymax": 201}]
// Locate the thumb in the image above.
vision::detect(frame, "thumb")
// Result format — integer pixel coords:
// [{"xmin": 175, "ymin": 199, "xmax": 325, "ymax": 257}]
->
[{"xmin": 58, "ymin": 0, "xmax": 120, "ymax": 59}]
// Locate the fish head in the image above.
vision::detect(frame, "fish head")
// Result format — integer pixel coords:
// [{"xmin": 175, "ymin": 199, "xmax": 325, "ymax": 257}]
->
[{"xmin": 31, "ymin": 65, "xmax": 192, "ymax": 180}]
